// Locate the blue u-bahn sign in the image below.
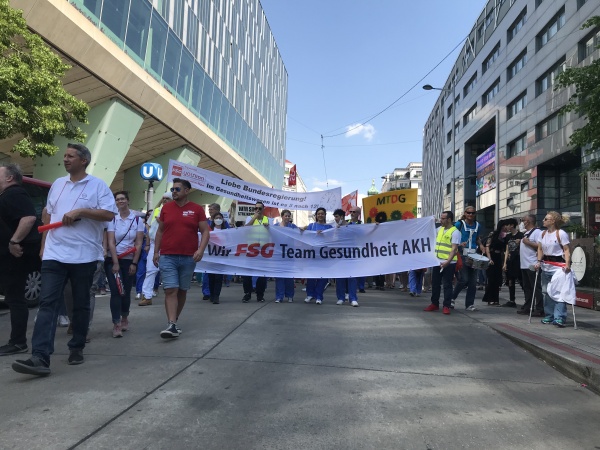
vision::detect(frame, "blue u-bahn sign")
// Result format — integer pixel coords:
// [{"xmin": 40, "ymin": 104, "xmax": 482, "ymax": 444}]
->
[{"xmin": 140, "ymin": 163, "xmax": 163, "ymax": 182}]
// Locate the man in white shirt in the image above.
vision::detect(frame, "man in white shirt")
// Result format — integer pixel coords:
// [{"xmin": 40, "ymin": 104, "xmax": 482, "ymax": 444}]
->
[
  {"xmin": 12, "ymin": 143, "xmax": 117, "ymax": 376},
  {"xmin": 518, "ymin": 214, "xmax": 544, "ymax": 316}
]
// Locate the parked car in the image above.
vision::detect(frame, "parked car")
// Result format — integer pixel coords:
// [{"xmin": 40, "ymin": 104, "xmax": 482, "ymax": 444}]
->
[{"xmin": 0, "ymin": 176, "xmax": 51, "ymax": 308}]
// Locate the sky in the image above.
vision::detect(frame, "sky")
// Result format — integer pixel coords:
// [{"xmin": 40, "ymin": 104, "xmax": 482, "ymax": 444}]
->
[{"xmin": 259, "ymin": 1, "xmax": 486, "ymax": 196}]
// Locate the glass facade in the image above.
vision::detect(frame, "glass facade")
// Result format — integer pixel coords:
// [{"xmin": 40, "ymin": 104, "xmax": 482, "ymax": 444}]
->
[{"xmin": 68, "ymin": 0, "xmax": 288, "ymax": 186}]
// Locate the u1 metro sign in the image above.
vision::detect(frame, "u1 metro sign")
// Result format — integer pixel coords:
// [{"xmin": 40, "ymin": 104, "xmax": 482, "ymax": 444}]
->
[{"xmin": 140, "ymin": 163, "xmax": 163, "ymax": 181}]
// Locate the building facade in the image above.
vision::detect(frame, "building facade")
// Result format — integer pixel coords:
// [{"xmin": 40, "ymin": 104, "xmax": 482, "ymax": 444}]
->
[
  {"xmin": 381, "ymin": 162, "xmax": 423, "ymax": 217},
  {"xmin": 422, "ymin": 0, "xmax": 599, "ymax": 231}
]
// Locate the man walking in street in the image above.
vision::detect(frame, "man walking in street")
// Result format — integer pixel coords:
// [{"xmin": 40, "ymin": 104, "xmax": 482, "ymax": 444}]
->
[
  {"xmin": 0, "ymin": 164, "xmax": 42, "ymax": 356},
  {"xmin": 153, "ymin": 178, "xmax": 210, "ymax": 338},
  {"xmin": 242, "ymin": 201, "xmax": 270, "ymax": 303},
  {"xmin": 518, "ymin": 214, "xmax": 544, "ymax": 316},
  {"xmin": 451, "ymin": 206, "xmax": 482, "ymax": 311},
  {"xmin": 12, "ymin": 143, "xmax": 117, "ymax": 376},
  {"xmin": 424, "ymin": 211, "xmax": 461, "ymax": 315}
]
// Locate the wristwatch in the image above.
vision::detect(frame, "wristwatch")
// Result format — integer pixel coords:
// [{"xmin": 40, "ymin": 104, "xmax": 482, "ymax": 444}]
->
[{"xmin": 9, "ymin": 240, "xmax": 20, "ymax": 245}]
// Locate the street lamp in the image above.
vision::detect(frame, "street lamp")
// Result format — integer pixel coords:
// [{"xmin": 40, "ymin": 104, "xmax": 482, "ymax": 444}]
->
[{"xmin": 423, "ymin": 83, "xmax": 456, "ymax": 211}]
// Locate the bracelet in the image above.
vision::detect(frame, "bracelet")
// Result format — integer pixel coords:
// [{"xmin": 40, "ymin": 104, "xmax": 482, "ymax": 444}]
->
[
  {"xmin": 9, "ymin": 240, "xmax": 20, "ymax": 245},
  {"xmin": 131, "ymin": 262, "xmax": 137, "ymax": 266}
]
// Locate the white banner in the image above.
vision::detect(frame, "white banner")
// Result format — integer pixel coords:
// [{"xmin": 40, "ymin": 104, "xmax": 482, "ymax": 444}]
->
[
  {"xmin": 167, "ymin": 160, "xmax": 341, "ymax": 211},
  {"xmin": 195, "ymin": 217, "xmax": 439, "ymax": 277}
]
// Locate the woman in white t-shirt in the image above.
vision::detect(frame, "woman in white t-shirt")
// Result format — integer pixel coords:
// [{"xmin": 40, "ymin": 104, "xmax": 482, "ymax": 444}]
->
[{"xmin": 534, "ymin": 211, "xmax": 571, "ymax": 327}]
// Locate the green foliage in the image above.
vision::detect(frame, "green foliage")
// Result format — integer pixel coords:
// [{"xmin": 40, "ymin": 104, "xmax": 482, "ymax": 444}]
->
[
  {"xmin": 0, "ymin": 0, "xmax": 89, "ymax": 158},
  {"xmin": 555, "ymin": 16, "xmax": 600, "ymax": 170}
]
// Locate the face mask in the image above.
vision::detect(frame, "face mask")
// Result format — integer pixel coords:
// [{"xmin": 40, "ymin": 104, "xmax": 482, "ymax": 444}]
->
[
  {"xmin": 214, "ymin": 219, "xmax": 223, "ymax": 226},
  {"xmin": 518, "ymin": 222, "xmax": 526, "ymax": 233}
]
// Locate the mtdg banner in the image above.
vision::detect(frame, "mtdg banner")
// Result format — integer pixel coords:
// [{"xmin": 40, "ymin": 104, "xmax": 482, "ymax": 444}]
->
[
  {"xmin": 361, "ymin": 189, "xmax": 418, "ymax": 224},
  {"xmin": 195, "ymin": 216, "xmax": 438, "ymax": 277}
]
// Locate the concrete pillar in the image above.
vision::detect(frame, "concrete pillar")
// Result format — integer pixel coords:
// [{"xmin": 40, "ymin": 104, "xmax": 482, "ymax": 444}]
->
[
  {"xmin": 33, "ymin": 98, "xmax": 144, "ymax": 186},
  {"xmin": 123, "ymin": 146, "xmax": 201, "ymax": 211}
]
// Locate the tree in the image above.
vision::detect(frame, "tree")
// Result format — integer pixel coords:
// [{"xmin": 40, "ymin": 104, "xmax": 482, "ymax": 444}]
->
[
  {"xmin": 555, "ymin": 16, "xmax": 600, "ymax": 170},
  {"xmin": 0, "ymin": 0, "xmax": 88, "ymax": 158}
]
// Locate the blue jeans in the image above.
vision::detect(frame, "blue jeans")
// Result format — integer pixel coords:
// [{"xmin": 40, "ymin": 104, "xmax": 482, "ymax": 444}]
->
[
  {"xmin": 430, "ymin": 265, "xmax": 454, "ymax": 308},
  {"xmin": 453, "ymin": 265, "xmax": 477, "ymax": 308},
  {"xmin": 135, "ymin": 249, "xmax": 147, "ymax": 293},
  {"xmin": 104, "ymin": 259, "xmax": 135, "ymax": 324},
  {"xmin": 306, "ymin": 278, "xmax": 327, "ymax": 300},
  {"xmin": 357, "ymin": 277, "xmax": 365, "ymax": 290},
  {"xmin": 408, "ymin": 270, "xmax": 423, "ymax": 294},
  {"xmin": 541, "ymin": 269, "xmax": 567, "ymax": 321},
  {"xmin": 275, "ymin": 278, "xmax": 295, "ymax": 299},
  {"xmin": 202, "ymin": 272, "xmax": 210, "ymax": 295},
  {"xmin": 32, "ymin": 260, "xmax": 96, "ymax": 365},
  {"xmin": 335, "ymin": 278, "xmax": 357, "ymax": 301}
]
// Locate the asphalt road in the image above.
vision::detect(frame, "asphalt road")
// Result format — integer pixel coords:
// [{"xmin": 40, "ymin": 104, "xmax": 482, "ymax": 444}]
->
[{"xmin": 0, "ymin": 282, "xmax": 598, "ymax": 450}]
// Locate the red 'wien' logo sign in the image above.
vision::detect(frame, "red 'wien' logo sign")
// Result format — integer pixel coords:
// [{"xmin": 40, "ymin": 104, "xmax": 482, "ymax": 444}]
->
[{"xmin": 172, "ymin": 165, "xmax": 183, "ymax": 176}]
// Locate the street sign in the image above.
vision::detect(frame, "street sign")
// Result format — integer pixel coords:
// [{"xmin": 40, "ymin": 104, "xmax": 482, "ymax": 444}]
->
[{"xmin": 140, "ymin": 163, "xmax": 163, "ymax": 181}]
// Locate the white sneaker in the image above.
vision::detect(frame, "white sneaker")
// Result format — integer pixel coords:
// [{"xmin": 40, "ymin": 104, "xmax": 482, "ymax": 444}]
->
[
  {"xmin": 302, "ymin": 287, "xmax": 307, "ymax": 291},
  {"xmin": 466, "ymin": 305, "xmax": 478, "ymax": 311},
  {"xmin": 336, "ymin": 299, "xmax": 344, "ymax": 305},
  {"xmin": 450, "ymin": 300, "xmax": 455, "ymax": 309},
  {"xmin": 315, "ymin": 299, "xmax": 322, "ymax": 305},
  {"xmin": 152, "ymin": 290, "xmax": 158, "ymax": 297},
  {"xmin": 344, "ymin": 293, "xmax": 349, "ymax": 300},
  {"xmin": 288, "ymin": 298, "xmax": 293, "ymax": 303},
  {"xmin": 58, "ymin": 315, "xmax": 70, "ymax": 327},
  {"xmin": 351, "ymin": 300, "xmax": 359, "ymax": 307},
  {"xmin": 304, "ymin": 296, "xmax": 313, "ymax": 303},
  {"xmin": 135, "ymin": 293, "xmax": 141, "ymax": 300},
  {"xmin": 275, "ymin": 299, "xmax": 282, "ymax": 303}
]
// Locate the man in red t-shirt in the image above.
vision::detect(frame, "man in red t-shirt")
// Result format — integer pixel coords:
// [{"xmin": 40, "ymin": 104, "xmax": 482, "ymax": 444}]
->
[{"xmin": 153, "ymin": 178, "xmax": 210, "ymax": 338}]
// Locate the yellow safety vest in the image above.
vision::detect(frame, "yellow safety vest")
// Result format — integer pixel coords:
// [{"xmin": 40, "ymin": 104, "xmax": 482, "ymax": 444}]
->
[
  {"xmin": 251, "ymin": 216, "xmax": 269, "ymax": 226},
  {"xmin": 435, "ymin": 226, "xmax": 458, "ymax": 261}
]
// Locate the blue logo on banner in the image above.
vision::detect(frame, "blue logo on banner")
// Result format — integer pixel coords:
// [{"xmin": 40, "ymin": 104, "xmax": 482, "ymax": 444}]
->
[{"xmin": 140, "ymin": 163, "xmax": 163, "ymax": 181}]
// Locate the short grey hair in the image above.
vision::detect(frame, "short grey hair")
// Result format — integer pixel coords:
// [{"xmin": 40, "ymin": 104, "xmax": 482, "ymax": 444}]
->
[
  {"xmin": 67, "ymin": 143, "xmax": 91, "ymax": 167},
  {"xmin": 208, "ymin": 203, "xmax": 221, "ymax": 211},
  {"xmin": 1, "ymin": 163, "xmax": 23, "ymax": 185},
  {"xmin": 524, "ymin": 214, "xmax": 536, "ymax": 225}
]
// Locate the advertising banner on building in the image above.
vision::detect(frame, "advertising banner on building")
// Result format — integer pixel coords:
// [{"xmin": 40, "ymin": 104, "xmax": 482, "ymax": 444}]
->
[
  {"xmin": 195, "ymin": 216, "xmax": 438, "ymax": 277},
  {"xmin": 167, "ymin": 160, "xmax": 341, "ymax": 211},
  {"xmin": 587, "ymin": 171, "xmax": 600, "ymax": 202},
  {"xmin": 361, "ymin": 189, "xmax": 418, "ymax": 223},
  {"xmin": 476, "ymin": 144, "xmax": 496, "ymax": 197}
]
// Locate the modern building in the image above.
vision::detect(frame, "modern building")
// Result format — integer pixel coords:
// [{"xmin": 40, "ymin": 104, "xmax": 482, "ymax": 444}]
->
[
  {"xmin": 422, "ymin": 0, "xmax": 600, "ymax": 231},
  {"xmin": 381, "ymin": 162, "xmax": 423, "ymax": 217},
  {"xmin": 2, "ymin": 0, "xmax": 287, "ymax": 210}
]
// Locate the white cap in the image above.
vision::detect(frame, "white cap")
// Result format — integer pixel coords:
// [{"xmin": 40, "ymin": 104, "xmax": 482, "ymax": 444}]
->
[{"xmin": 162, "ymin": 192, "xmax": 172, "ymax": 199}]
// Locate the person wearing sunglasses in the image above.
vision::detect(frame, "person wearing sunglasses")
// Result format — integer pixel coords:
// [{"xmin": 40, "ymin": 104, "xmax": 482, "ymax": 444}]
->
[
  {"xmin": 451, "ymin": 206, "xmax": 483, "ymax": 311},
  {"xmin": 241, "ymin": 201, "xmax": 271, "ymax": 303}
]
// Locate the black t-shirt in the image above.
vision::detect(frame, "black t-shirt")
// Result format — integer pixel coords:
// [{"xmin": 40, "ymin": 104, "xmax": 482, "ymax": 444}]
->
[
  {"xmin": 0, "ymin": 184, "xmax": 41, "ymax": 254},
  {"xmin": 504, "ymin": 231, "xmax": 524, "ymax": 260}
]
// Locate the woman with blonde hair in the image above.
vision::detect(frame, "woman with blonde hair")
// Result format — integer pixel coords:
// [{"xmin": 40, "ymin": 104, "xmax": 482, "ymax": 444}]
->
[{"xmin": 534, "ymin": 211, "xmax": 571, "ymax": 327}]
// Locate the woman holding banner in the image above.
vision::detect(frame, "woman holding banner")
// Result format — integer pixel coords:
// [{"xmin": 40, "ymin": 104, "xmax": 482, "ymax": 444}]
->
[
  {"xmin": 274, "ymin": 209, "xmax": 298, "ymax": 303},
  {"xmin": 105, "ymin": 191, "xmax": 144, "ymax": 338},
  {"xmin": 303, "ymin": 207, "xmax": 332, "ymax": 305}
]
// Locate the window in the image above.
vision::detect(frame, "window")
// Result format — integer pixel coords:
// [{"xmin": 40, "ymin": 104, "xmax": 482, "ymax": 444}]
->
[
  {"xmin": 507, "ymin": 134, "xmax": 527, "ymax": 158},
  {"xmin": 535, "ymin": 0, "xmax": 544, "ymax": 7},
  {"xmin": 447, "ymin": 156, "xmax": 452, "ymax": 169},
  {"xmin": 447, "ymin": 104, "xmax": 452, "ymax": 118},
  {"xmin": 446, "ymin": 183, "xmax": 451, "ymax": 195},
  {"xmin": 507, "ymin": 8, "xmax": 527, "ymax": 43},
  {"xmin": 507, "ymin": 91, "xmax": 527, "ymax": 119},
  {"xmin": 482, "ymin": 43, "xmax": 500, "ymax": 74},
  {"xmin": 577, "ymin": 0, "xmax": 588, "ymax": 9},
  {"xmin": 536, "ymin": 8, "xmax": 565, "ymax": 51},
  {"xmin": 536, "ymin": 112, "xmax": 564, "ymax": 141},
  {"xmin": 507, "ymin": 49, "xmax": 527, "ymax": 81},
  {"xmin": 482, "ymin": 78, "xmax": 500, "ymax": 106},
  {"xmin": 485, "ymin": 9, "xmax": 495, "ymax": 28},
  {"xmin": 455, "ymin": 94, "xmax": 461, "ymax": 108},
  {"xmin": 463, "ymin": 104, "xmax": 477, "ymax": 126},
  {"xmin": 463, "ymin": 73, "xmax": 477, "ymax": 97},
  {"xmin": 447, "ymin": 131, "xmax": 452, "ymax": 144},
  {"xmin": 535, "ymin": 57, "xmax": 566, "ymax": 96},
  {"xmin": 579, "ymin": 28, "xmax": 600, "ymax": 61},
  {"xmin": 455, "ymin": 122, "xmax": 460, "ymax": 136}
]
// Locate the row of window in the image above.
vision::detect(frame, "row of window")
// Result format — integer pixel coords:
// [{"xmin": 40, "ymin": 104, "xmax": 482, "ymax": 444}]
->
[{"xmin": 505, "ymin": 111, "xmax": 565, "ymax": 159}]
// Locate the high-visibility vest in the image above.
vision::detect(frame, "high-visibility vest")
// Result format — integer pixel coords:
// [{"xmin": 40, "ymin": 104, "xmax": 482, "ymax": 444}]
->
[
  {"xmin": 435, "ymin": 226, "xmax": 458, "ymax": 261},
  {"xmin": 251, "ymin": 216, "xmax": 269, "ymax": 226}
]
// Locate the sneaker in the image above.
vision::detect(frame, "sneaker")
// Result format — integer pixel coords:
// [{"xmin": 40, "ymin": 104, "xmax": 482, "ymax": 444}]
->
[
  {"xmin": 12, "ymin": 356, "xmax": 51, "ymax": 376},
  {"xmin": 99, "ymin": 288, "xmax": 107, "ymax": 295},
  {"xmin": 68, "ymin": 349, "xmax": 84, "ymax": 365},
  {"xmin": 0, "ymin": 343, "xmax": 28, "ymax": 356},
  {"xmin": 58, "ymin": 315, "xmax": 69, "ymax": 327},
  {"xmin": 351, "ymin": 300, "xmax": 359, "ymax": 307},
  {"xmin": 257, "ymin": 297, "xmax": 265, "ymax": 303},
  {"xmin": 359, "ymin": 289, "xmax": 366, "ymax": 293},
  {"xmin": 304, "ymin": 296, "xmax": 313, "ymax": 303},
  {"xmin": 450, "ymin": 300, "xmax": 455, "ymax": 309},
  {"xmin": 345, "ymin": 293, "xmax": 349, "ymax": 300},
  {"xmin": 409, "ymin": 292, "xmax": 415, "ymax": 297},
  {"xmin": 532, "ymin": 310, "xmax": 545, "ymax": 317},
  {"xmin": 315, "ymin": 299, "xmax": 322, "ymax": 305},
  {"xmin": 242, "ymin": 294, "xmax": 251, "ymax": 303},
  {"xmin": 275, "ymin": 298, "xmax": 282, "ymax": 303},
  {"xmin": 175, "ymin": 323, "xmax": 182, "ymax": 334},
  {"xmin": 443, "ymin": 306, "xmax": 451, "ymax": 315},
  {"xmin": 160, "ymin": 323, "xmax": 179, "ymax": 339},
  {"xmin": 553, "ymin": 318, "xmax": 566, "ymax": 328},
  {"xmin": 152, "ymin": 290, "xmax": 158, "ymax": 297},
  {"xmin": 288, "ymin": 298, "xmax": 293, "ymax": 303},
  {"xmin": 112, "ymin": 323, "xmax": 123, "ymax": 338},
  {"xmin": 501, "ymin": 301, "xmax": 517, "ymax": 307},
  {"xmin": 336, "ymin": 299, "xmax": 345, "ymax": 305},
  {"xmin": 135, "ymin": 293, "xmax": 141, "ymax": 300},
  {"xmin": 516, "ymin": 308, "xmax": 529, "ymax": 315},
  {"xmin": 202, "ymin": 295, "xmax": 210, "ymax": 301},
  {"xmin": 424, "ymin": 304, "xmax": 439, "ymax": 312},
  {"xmin": 541, "ymin": 315, "xmax": 554, "ymax": 324},
  {"xmin": 121, "ymin": 317, "xmax": 129, "ymax": 332},
  {"xmin": 212, "ymin": 298, "xmax": 220, "ymax": 304},
  {"xmin": 139, "ymin": 297, "xmax": 152, "ymax": 306},
  {"xmin": 466, "ymin": 305, "xmax": 478, "ymax": 311}
]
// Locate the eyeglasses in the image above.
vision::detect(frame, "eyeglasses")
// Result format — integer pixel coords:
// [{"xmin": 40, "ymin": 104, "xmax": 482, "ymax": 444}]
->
[
  {"xmin": 170, "ymin": 187, "xmax": 181, "ymax": 192},
  {"xmin": 543, "ymin": 217, "xmax": 551, "ymax": 221},
  {"xmin": 350, "ymin": 210, "xmax": 356, "ymax": 213},
  {"xmin": 115, "ymin": 198, "xmax": 127, "ymax": 202},
  {"xmin": 465, "ymin": 211, "xmax": 475, "ymax": 215},
  {"xmin": 255, "ymin": 207, "xmax": 263, "ymax": 211}
]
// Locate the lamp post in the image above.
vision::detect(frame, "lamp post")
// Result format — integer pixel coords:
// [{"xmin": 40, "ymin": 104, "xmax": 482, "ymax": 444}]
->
[{"xmin": 423, "ymin": 83, "xmax": 456, "ymax": 211}]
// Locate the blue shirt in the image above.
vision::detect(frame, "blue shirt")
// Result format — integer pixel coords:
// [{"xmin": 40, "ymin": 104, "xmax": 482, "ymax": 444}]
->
[
  {"xmin": 454, "ymin": 220, "xmax": 480, "ymax": 251},
  {"xmin": 275, "ymin": 221, "xmax": 298, "ymax": 229},
  {"xmin": 307, "ymin": 222, "xmax": 333, "ymax": 232}
]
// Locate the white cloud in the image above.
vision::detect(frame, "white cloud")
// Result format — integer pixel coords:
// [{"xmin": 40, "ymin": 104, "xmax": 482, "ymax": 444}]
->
[
  {"xmin": 312, "ymin": 178, "xmax": 344, "ymax": 189},
  {"xmin": 345, "ymin": 123, "xmax": 375, "ymax": 141}
]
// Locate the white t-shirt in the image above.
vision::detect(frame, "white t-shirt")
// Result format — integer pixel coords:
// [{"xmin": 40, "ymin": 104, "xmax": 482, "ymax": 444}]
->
[
  {"xmin": 44, "ymin": 174, "xmax": 117, "ymax": 263},
  {"xmin": 540, "ymin": 229, "xmax": 570, "ymax": 273},
  {"xmin": 437, "ymin": 227, "xmax": 462, "ymax": 263},
  {"xmin": 520, "ymin": 228, "xmax": 542, "ymax": 269},
  {"xmin": 107, "ymin": 211, "xmax": 145, "ymax": 257}
]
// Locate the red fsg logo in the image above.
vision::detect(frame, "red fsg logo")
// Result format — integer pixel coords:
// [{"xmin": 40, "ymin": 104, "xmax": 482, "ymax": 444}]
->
[
  {"xmin": 172, "ymin": 165, "xmax": 182, "ymax": 176},
  {"xmin": 235, "ymin": 243, "xmax": 275, "ymax": 258}
]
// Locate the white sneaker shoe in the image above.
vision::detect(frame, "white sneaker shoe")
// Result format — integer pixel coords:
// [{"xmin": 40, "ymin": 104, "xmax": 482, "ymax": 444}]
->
[
  {"xmin": 315, "ymin": 299, "xmax": 322, "ymax": 305},
  {"xmin": 275, "ymin": 299, "xmax": 282, "ymax": 303},
  {"xmin": 336, "ymin": 299, "xmax": 344, "ymax": 305},
  {"xmin": 152, "ymin": 290, "xmax": 158, "ymax": 297},
  {"xmin": 344, "ymin": 293, "xmax": 349, "ymax": 300},
  {"xmin": 135, "ymin": 293, "xmax": 141, "ymax": 300},
  {"xmin": 288, "ymin": 298, "xmax": 293, "ymax": 303},
  {"xmin": 58, "ymin": 315, "xmax": 70, "ymax": 327},
  {"xmin": 351, "ymin": 300, "xmax": 359, "ymax": 307},
  {"xmin": 466, "ymin": 305, "xmax": 478, "ymax": 311},
  {"xmin": 304, "ymin": 296, "xmax": 313, "ymax": 303}
]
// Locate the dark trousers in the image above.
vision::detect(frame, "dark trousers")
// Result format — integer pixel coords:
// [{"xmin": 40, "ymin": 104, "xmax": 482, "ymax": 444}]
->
[
  {"xmin": 32, "ymin": 260, "xmax": 96, "ymax": 365},
  {"xmin": 521, "ymin": 268, "xmax": 543, "ymax": 312},
  {"xmin": 104, "ymin": 259, "xmax": 134, "ymax": 324},
  {"xmin": 430, "ymin": 265, "xmax": 454, "ymax": 308},
  {"xmin": 0, "ymin": 244, "xmax": 40, "ymax": 346},
  {"xmin": 243, "ymin": 276, "xmax": 266, "ymax": 299},
  {"xmin": 208, "ymin": 273, "xmax": 223, "ymax": 301}
]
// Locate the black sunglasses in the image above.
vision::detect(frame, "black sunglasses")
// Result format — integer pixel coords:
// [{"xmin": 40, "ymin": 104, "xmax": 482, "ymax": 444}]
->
[
  {"xmin": 170, "ymin": 187, "xmax": 182, "ymax": 192},
  {"xmin": 255, "ymin": 207, "xmax": 263, "ymax": 211},
  {"xmin": 465, "ymin": 211, "xmax": 475, "ymax": 214}
]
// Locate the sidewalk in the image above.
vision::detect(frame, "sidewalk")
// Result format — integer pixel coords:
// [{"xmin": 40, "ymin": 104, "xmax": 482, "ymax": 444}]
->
[{"xmin": 410, "ymin": 282, "xmax": 600, "ymax": 396}]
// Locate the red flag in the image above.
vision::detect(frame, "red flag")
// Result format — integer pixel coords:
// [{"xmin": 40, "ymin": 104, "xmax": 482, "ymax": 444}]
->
[
  {"xmin": 288, "ymin": 165, "xmax": 297, "ymax": 186},
  {"xmin": 341, "ymin": 190, "xmax": 358, "ymax": 214}
]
